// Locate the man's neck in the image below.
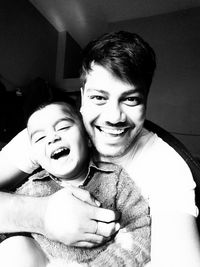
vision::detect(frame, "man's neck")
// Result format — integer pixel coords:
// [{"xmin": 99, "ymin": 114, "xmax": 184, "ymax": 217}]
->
[{"xmin": 94, "ymin": 127, "xmax": 151, "ymax": 168}]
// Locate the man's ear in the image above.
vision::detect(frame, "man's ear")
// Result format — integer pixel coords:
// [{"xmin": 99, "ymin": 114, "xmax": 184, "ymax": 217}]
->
[
  {"xmin": 80, "ymin": 87, "xmax": 84, "ymax": 113},
  {"xmin": 80, "ymin": 87, "xmax": 84, "ymax": 98}
]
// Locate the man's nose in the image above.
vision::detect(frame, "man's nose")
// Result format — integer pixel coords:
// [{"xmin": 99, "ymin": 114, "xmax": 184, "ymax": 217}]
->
[
  {"xmin": 104, "ymin": 102, "xmax": 126, "ymax": 124},
  {"xmin": 47, "ymin": 132, "xmax": 61, "ymax": 145}
]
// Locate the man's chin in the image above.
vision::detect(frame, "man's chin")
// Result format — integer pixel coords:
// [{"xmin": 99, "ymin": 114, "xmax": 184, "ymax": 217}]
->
[{"xmin": 96, "ymin": 146, "xmax": 128, "ymax": 159}]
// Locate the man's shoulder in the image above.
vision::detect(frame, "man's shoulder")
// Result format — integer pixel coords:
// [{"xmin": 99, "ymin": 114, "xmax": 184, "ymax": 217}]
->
[
  {"xmin": 133, "ymin": 129, "xmax": 193, "ymax": 182},
  {"xmin": 138, "ymin": 129, "xmax": 186, "ymax": 163}
]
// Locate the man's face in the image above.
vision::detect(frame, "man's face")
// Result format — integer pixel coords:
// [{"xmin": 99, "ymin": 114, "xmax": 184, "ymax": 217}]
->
[
  {"xmin": 80, "ymin": 64, "xmax": 147, "ymax": 159},
  {"xmin": 28, "ymin": 104, "xmax": 88, "ymax": 179}
]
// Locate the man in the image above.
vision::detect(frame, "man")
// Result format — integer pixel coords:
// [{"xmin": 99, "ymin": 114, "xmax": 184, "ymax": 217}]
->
[{"xmin": 0, "ymin": 31, "xmax": 200, "ymax": 266}]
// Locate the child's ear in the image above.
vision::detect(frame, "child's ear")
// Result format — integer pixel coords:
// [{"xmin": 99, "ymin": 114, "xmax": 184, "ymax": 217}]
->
[{"xmin": 87, "ymin": 138, "xmax": 92, "ymax": 148}]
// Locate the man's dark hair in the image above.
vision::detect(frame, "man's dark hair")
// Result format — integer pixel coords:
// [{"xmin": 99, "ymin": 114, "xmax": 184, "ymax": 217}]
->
[{"xmin": 80, "ymin": 31, "xmax": 156, "ymax": 96}]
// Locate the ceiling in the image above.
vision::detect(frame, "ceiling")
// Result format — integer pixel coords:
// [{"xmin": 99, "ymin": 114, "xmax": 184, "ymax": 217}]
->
[
  {"xmin": 29, "ymin": 0, "xmax": 200, "ymax": 46},
  {"xmin": 30, "ymin": 0, "xmax": 200, "ymax": 31}
]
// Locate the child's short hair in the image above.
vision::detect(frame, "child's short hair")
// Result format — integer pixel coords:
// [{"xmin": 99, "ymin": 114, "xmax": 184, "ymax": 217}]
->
[{"xmin": 26, "ymin": 98, "xmax": 83, "ymax": 129}]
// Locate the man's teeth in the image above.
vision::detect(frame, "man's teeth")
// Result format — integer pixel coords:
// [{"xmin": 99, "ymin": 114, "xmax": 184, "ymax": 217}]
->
[{"xmin": 99, "ymin": 127, "xmax": 126, "ymax": 135}]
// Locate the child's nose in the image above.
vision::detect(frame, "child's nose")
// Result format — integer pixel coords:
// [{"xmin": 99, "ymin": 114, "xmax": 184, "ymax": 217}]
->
[{"xmin": 47, "ymin": 133, "xmax": 61, "ymax": 145}]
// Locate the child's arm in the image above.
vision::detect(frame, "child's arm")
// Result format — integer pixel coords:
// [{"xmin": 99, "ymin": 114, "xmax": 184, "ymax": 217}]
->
[
  {"xmin": 88, "ymin": 169, "xmax": 151, "ymax": 267},
  {"xmin": 0, "ymin": 129, "xmax": 37, "ymax": 189}
]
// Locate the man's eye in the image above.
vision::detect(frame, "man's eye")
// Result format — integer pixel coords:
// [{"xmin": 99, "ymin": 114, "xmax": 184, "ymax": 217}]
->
[
  {"xmin": 123, "ymin": 97, "xmax": 142, "ymax": 106},
  {"xmin": 89, "ymin": 95, "xmax": 107, "ymax": 105}
]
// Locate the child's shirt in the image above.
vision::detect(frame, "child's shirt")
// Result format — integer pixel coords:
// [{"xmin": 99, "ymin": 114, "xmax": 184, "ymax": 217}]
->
[{"xmin": 16, "ymin": 161, "xmax": 151, "ymax": 267}]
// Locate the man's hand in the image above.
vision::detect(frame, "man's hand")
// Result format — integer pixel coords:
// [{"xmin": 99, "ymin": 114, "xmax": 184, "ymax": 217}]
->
[{"xmin": 44, "ymin": 186, "xmax": 120, "ymax": 247}]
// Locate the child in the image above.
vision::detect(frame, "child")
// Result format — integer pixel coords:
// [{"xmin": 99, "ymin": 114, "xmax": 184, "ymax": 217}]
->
[{"xmin": 2, "ymin": 100, "xmax": 150, "ymax": 267}]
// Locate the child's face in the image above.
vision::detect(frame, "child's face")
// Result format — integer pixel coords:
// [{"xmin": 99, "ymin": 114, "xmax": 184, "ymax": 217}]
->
[{"xmin": 27, "ymin": 103, "xmax": 89, "ymax": 180}]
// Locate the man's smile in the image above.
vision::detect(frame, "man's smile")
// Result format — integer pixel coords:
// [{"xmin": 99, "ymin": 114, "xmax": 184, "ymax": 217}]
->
[{"xmin": 95, "ymin": 125, "xmax": 130, "ymax": 137}]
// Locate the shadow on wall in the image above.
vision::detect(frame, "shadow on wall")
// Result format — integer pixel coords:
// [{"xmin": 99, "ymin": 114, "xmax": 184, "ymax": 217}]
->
[
  {"xmin": 0, "ymin": 77, "xmax": 81, "ymax": 144},
  {"xmin": 0, "ymin": 81, "xmax": 24, "ymax": 143}
]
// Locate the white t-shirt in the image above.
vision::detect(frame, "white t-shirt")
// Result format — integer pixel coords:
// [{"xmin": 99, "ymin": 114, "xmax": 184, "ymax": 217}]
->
[
  {"xmin": 116, "ymin": 129, "xmax": 198, "ymax": 217},
  {"xmin": 1, "ymin": 127, "xmax": 198, "ymax": 217}
]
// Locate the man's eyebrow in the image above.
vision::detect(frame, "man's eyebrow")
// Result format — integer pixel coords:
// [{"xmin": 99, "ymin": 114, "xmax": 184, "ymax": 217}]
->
[
  {"xmin": 120, "ymin": 88, "xmax": 142, "ymax": 97},
  {"xmin": 86, "ymin": 88, "xmax": 141, "ymax": 95},
  {"xmin": 86, "ymin": 88, "xmax": 108, "ymax": 95}
]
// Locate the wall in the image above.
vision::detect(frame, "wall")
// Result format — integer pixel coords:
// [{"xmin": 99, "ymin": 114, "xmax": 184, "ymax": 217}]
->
[
  {"xmin": 55, "ymin": 24, "xmax": 109, "ymax": 92},
  {"xmin": 109, "ymin": 8, "xmax": 200, "ymax": 157},
  {"xmin": 0, "ymin": 0, "xmax": 58, "ymax": 88},
  {"xmin": 55, "ymin": 31, "xmax": 81, "ymax": 92}
]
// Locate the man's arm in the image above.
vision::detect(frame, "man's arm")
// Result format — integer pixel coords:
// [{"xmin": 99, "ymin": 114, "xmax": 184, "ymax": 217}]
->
[
  {"xmin": 0, "ymin": 157, "xmax": 28, "ymax": 189},
  {"xmin": 151, "ymin": 212, "xmax": 200, "ymax": 267},
  {"xmin": 149, "ymin": 151, "xmax": 200, "ymax": 267},
  {"xmin": 0, "ymin": 186, "xmax": 120, "ymax": 247}
]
